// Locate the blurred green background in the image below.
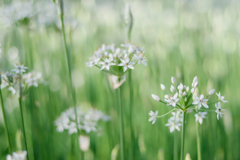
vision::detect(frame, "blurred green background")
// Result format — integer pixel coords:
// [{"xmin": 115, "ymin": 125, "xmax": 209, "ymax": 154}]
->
[{"xmin": 0, "ymin": 0, "xmax": 239, "ymax": 159}]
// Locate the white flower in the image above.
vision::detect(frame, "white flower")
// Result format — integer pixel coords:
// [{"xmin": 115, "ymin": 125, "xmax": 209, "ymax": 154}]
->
[
  {"xmin": 165, "ymin": 119, "xmax": 182, "ymax": 133},
  {"xmin": 177, "ymin": 83, "xmax": 183, "ymax": 91},
  {"xmin": 195, "ymin": 112, "xmax": 207, "ymax": 124},
  {"xmin": 133, "ymin": 53, "xmax": 147, "ymax": 66},
  {"xmin": 192, "ymin": 94, "xmax": 209, "ymax": 109},
  {"xmin": 191, "ymin": 88, "xmax": 195, "ymax": 93},
  {"xmin": 170, "ymin": 111, "xmax": 183, "ymax": 122},
  {"xmin": 118, "ymin": 58, "xmax": 135, "ymax": 72},
  {"xmin": 192, "ymin": 76, "xmax": 198, "ymax": 87},
  {"xmin": 215, "ymin": 102, "xmax": 225, "ymax": 120},
  {"xmin": 7, "ymin": 151, "xmax": 27, "ymax": 160},
  {"xmin": 186, "ymin": 86, "xmax": 189, "ymax": 92},
  {"xmin": 208, "ymin": 89, "xmax": 215, "ymax": 95},
  {"xmin": 216, "ymin": 92, "xmax": 228, "ymax": 103},
  {"xmin": 11, "ymin": 64, "xmax": 28, "ymax": 74},
  {"xmin": 151, "ymin": 94, "xmax": 160, "ymax": 101},
  {"xmin": 170, "ymin": 85, "xmax": 175, "ymax": 93},
  {"xmin": 149, "ymin": 111, "xmax": 158, "ymax": 124},
  {"xmin": 160, "ymin": 84, "xmax": 165, "ymax": 90},
  {"xmin": 171, "ymin": 77, "xmax": 176, "ymax": 84},
  {"xmin": 164, "ymin": 93, "xmax": 179, "ymax": 107},
  {"xmin": 99, "ymin": 58, "xmax": 115, "ymax": 70}
]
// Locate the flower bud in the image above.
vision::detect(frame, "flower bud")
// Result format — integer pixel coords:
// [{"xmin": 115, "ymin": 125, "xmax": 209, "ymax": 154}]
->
[
  {"xmin": 171, "ymin": 77, "xmax": 176, "ymax": 84},
  {"xmin": 160, "ymin": 84, "xmax": 165, "ymax": 91},
  {"xmin": 170, "ymin": 85, "xmax": 175, "ymax": 93},
  {"xmin": 208, "ymin": 89, "xmax": 215, "ymax": 95},
  {"xmin": 152, "ymin": 94, "xmax": 161, "ymax": 101},
  {"xmin": 191, "ymin": 88, "xmax": 195, "ymax": 93}
]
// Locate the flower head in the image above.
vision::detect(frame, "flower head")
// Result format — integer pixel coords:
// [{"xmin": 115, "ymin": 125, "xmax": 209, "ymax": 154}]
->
[{"xmin": 12, "ymin": 64, "xmax": 28, "ymax": 74}]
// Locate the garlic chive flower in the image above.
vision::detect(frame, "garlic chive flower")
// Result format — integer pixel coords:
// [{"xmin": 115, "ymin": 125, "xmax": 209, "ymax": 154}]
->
[
  {"xmin": 12, "ymin": 64, "xmax": 28, "ymax": 74},
  {"xmin": 148, "ymin": 76, "xmax": 228, "ymax": 131},
  {"xmin": 215, "ymin": 102, "xmax": 225, "ymax": 120},
  {"xmin": 195, "ymin": 112, "xmax": 207, "ymax": 124},
  {"xmin": 7, "ymin": 150, "xmax": 27, "ymax": 160},
  {"xmin": 149, "ymin": 111, "xmax": 158, "ymax": 124},
  {"xmin": 55, "ymin": 106, "xmax": 110, "ymax": 134},
  {"xmin": 86, "ymin": 43, "xmax": 146, "ymax": 76},
  {"xmin": 165, "ymin": 119, "xmax": 182, "ymax": 133},
  {"xmin": 192, "ymin": 94, "xmax": 209, "ymax": 109},
  {"xmin": 216, "ymin": 92, "xmax": 228, "ymax": 103}
]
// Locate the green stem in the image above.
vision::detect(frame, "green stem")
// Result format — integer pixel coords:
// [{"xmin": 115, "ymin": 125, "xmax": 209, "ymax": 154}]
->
[
  {"xmin": 174, "ymin": 131, "xmax": 178, "ymax": 160},
  {"xmin": 0, "ymin": 85, "xmax": 12, "ymax": 154},
  {"xmin": 180, "ymin": 111, "xmax": 186, "ymax": 160},
  {"xmin": 59, "ymin": 1, "xmax": 82, "ymax": 159},
  {"xmin": 129, "ymin": 70, "xmax": 134, "ymax": 159},
  {"xmin": 157, "ymin": 108, "xmax": 176, "ymax": 118},
  {"xmin": 19, "ymin": 76, "xmax": 29, "ymax": 160},
  {"xmin": 196, "ymin": 122, "xmax": 201, "ymax": 160},
  {"xmin": 118, "ymin": 86, "xmax": 125, "ymax": 160}
]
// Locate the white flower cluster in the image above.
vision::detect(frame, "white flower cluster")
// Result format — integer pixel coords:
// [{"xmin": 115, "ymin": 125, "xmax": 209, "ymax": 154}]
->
[
  {"xmin": 6, "ymin": 151, "xmax": 27, "ymax": 160},
  {"xmin": 0, "ymin": 2, "xmax": 34, "ymax": 27},
  {"xmin": 55, "ymin": 106, "xmax": 110, "ymax": 134},
  {"xmin": 1, "ymin": 65, "xmax": 44, "ymax": 95},
  {"xmin": 86, "ymin": 43, "xmax": 147, "ymax": 76},
  {"xmin": 149, "ymin": 76, "xmax": 228, "ymax": 132}
]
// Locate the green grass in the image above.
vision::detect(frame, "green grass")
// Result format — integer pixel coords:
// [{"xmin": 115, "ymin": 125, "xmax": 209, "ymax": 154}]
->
[{"xmin": 0, "ymin": 0, "xmax": 240, "ymax": 159}]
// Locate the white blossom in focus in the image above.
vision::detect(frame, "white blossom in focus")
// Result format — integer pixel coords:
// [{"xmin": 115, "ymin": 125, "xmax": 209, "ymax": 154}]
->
[
  {"xmin": 216, "ymin": 92, "xmax": 228, "ymax": 103},
  {"xmin": 192, "ymin": 94, "xmax": 209, "ymax": 109},
  {"xmin": 215, "ymin": 102, "xmax": 225, "ymax": 120},
  {"xmin": 164, "ymin": 93, "xmax": 179, "ymax": 107},
  {"xmin": 149, "ymin": 111, "xmax": 158, "ymax": 124}
]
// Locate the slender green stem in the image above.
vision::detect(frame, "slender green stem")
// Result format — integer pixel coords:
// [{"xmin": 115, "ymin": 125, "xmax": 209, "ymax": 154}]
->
[
  {"xmin": 129, "ymin": 70, "xmax": 134, "ymax": 159},
  {"xmin": 59, "ymin": 1, "xmax": 82, "ymax": 159},
  {"xmin": 0, "ymin": 85, "xmax": 12, "ymax": 154},
  {"xmin": 157, "ymin": 108, "xmax": 176, "ymax": 118},
  {"xmin": 19, "ymin": 76, "xmax": 29, "ymax": 160},
  {"xmin": 180, "ymin": 111, "xmax": 186, "ymax": 160},
  {"xmin": 174, "ymin": 131, "xmax": 178, "ymax": 160},
  {"xmin": 196, "ymin": 122, "xmax": 201, "ymax": 160},
  {"xmin": 118, "ymin": 86, "xmax": 125, "ymax": 160}
]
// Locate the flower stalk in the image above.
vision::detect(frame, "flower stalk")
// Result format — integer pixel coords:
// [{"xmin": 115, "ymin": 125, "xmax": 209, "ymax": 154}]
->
[
  {"xmin": 19, "ymin": 74, "xmax": 29, "ymax": 160},
  {"xmin": 180, "ymin": 111, "xmax": 186, "ymax": 160},
  {"xmin": 58, "ymin": 0, "xmax": 82, "ymax": 159},
  {"xmin": 0, "ymin": 74, "xmax": 12, "ymax": 154},
  {"xmin": 196, "ymin": 121, "xmax": 201, "ymax": 160},
  {"xmin": 118, "ymin": 86, "xmax": 125, "ymax": 160}
]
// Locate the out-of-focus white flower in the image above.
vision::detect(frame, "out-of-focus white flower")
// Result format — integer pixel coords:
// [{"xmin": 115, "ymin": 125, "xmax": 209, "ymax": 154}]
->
[
  {"xmin": 195, "ymin": 112, "xmax": 207, "ymax": 124},
  {"xmin": 151, "ymin": 94, "xmax": 160, "ymax": 102},
  {"xmin": 208, "ymin": 89, "xmax": 215, "ymax": 95},
  {"xmin": 164, "ymin": 93, "xmax": 179, "ymax": 107},
  {"xmin": 177, "ymin": 83, "xmax": 183, "ymax": 91},
  {"xmin": 216, "ymin": 92, "xmax": 228, "ymax": 103},
  {"xmin": 55, "ymin": 106, "xmax": 110, "ymax": 134},
  {"xmin": 170, "ymin": 111, "xmax": 183, "ymax": 122},
  {"xmin": 170, "ymin": 85, "xmax": 175, "ymax": 93},
  {"xmin": 160, "ymin": 84, "xmax": 165, "ymax": 91},
  {"xmin": 11, "ymin": 64, "xmax": 28, "ymax": 74},
  {"xmin": 79, "ymin": 135, "xmax": 90, "ymax": 152},
  {"xmin": 165, "ymin": 119, "xmax": 182, "ymax": 133},
  {"xmin": 86, "ymin": 43, "xmax": 146, "ymax": 76},
  {"xmin": 171, "ymin": 77, "xmax": 176, "ymax": 84},
  {"xmin": 192, "ymin": 76, "xmax": 198, "ymax": 88},
  {"xmin": 192, "ymin": 94, "xmax": 209, "ymax": 109},
  {"xmin": 118, "ymin": 58, "xmax": 135, "ymax": 72},
  {"xmin": 108, "ymin": 75, "xmax": 126, "ymax": 89},
  {"xmin": 191, "ymin": 88, "xmax": 195, "ymax": 93},
  {"xmin": 99, "ymin": 58, "xmax": 115, "ymax": 70},
  {"xmin": 149, "ymin": 111, "xmax": 158, "ymax": 124},
  {"xmin": 7, "ymin": 151, "xmax": 27, "ymax": 160},
  {"xmin": 215, "ymin": 102, "xmax": 225, "ymax": 120}
]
